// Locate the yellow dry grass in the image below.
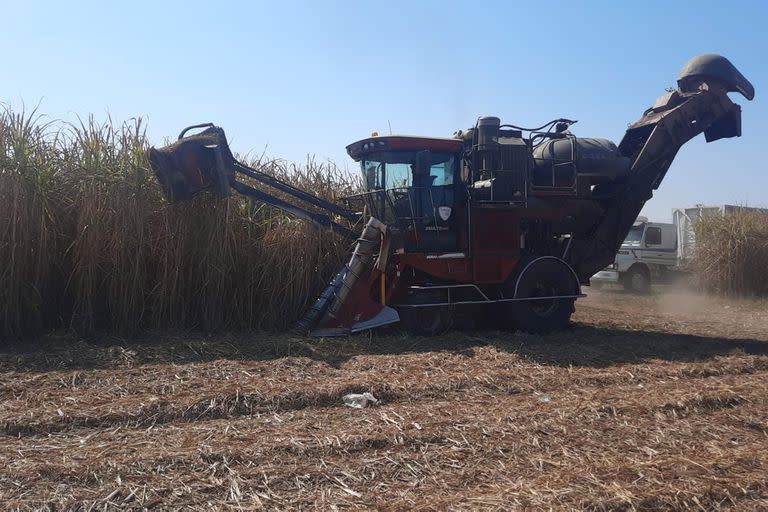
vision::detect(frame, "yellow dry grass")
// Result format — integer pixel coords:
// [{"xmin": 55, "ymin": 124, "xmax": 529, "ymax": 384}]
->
[
  {"xmin": 0, "ymin": 109, "xmax": 352, "ymax": 338},
  {"xmin": 1, "ymin": 288, "xmax": 767, "ymax": 510},
  {"xmin": 694, "ymin": 209, "xmax": 768, "ymax": 297}
]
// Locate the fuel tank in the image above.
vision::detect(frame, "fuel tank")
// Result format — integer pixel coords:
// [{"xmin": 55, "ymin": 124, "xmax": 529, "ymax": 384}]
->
[{"xmin": 533, "ymin": 137, "xmax": 631, "ymax": 184}]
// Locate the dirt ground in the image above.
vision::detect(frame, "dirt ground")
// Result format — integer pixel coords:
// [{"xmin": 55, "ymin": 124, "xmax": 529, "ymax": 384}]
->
[{"xmin": 1, "ymin": 287, "xmax": 768, "ymax": 510}]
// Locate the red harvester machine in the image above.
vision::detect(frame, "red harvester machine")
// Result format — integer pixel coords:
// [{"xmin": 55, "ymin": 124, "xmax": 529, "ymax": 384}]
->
[{"xmin": 150, "ymin": 54, "xmax": 754, "ymax": 336}]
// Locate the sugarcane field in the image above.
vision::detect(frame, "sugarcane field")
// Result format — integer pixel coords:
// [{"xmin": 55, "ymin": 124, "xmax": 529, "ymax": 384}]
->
[{"xmin": 2, "ymin": 2, "xmax": 767, "ymax": 510}]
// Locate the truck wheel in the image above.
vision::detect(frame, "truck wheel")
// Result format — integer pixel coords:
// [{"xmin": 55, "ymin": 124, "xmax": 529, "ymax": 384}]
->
[
  {"xmin": 399, "ymin": 306, "xmax": 453, "ymax": 336},
  {"xmin": 507, "ymin": 258, "xmax": 576, "ymax": 334},
  {"xmin": 397, "ymin": 290, "xmax": 453, "ymax": 336},
  {"xmin": 623, "ymin": 266, "xmax": 650, "ymax": 294}
]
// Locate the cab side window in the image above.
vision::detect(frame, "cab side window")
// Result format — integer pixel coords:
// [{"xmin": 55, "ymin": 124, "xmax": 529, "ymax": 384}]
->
[
  {"xmin": 430, "ymin": 160, "xmax": 454, "ymax": 186},
  {"xmin": 645, "ymin": 227, "xmax": 662, "ymax": 245}
]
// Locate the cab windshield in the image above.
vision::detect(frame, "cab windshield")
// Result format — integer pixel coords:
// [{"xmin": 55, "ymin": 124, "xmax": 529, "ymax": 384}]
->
[
  {"xmin": 362, "ymin": 151, "xmax": 455, "ymax": 192},
  {"xmin": 623, "ymin": 224, "xmax": 644, "ymax": 245}
]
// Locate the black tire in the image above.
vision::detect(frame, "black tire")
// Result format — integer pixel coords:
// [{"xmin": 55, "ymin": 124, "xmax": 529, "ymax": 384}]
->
[
  {"xmin": 623, "ymin": 266, "xmax": 651, "ymax": 294},
  {"xmin": 506, "ymin": 258, "xmax": 576, "ymax": 334},
  {"xmin": 398, "ymin": 306, "xmax": 453, "ymax": 336},
  {"xmin": 397, "ymin": 290, "xmax": 453, "ymax": 336}
]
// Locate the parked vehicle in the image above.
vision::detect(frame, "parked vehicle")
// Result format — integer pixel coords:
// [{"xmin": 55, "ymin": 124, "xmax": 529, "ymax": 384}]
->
[
  {"xmin": 591, "ymin": 217, "xmax": 677, "ymax": 292},
  {"xmin": 593, "ymin": 205, "xmax": 767, "ymax": 292}
]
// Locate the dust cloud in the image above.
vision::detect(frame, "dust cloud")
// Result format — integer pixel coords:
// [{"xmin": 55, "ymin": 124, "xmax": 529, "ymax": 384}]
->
[
  {"xmin": 583, "ymin": 282, "xmax": 768, "ymax": 338},
  {"xmin": 654, "ymin": 286, "xmax": 712, "ymax": 317}
]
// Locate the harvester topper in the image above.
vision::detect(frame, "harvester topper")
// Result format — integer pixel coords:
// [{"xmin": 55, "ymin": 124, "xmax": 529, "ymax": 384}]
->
[{"xmin": 149, "ymin": 54, "xmax": 754, "ymax": 336}]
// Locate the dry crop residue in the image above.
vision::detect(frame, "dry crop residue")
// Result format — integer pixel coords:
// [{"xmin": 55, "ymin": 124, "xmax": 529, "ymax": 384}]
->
[{"xmin": 1, "ymin": 288, "xmax": 767, "ymax": 510}]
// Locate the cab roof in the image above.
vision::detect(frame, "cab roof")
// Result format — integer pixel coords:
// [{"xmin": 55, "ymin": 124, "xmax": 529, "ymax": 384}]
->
[{"xmin": 346, "ymin": 135, "xmax": 463, "ymax": 161}]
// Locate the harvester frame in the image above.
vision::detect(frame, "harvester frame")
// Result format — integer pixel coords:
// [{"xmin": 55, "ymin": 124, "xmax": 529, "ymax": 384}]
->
[{"xmin": 149, "ymin": 54, "xmax": 754, "ymax": 337}]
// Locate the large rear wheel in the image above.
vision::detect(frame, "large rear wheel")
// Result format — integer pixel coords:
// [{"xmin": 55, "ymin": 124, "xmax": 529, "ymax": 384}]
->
[{"xmin": 506, "ymin": 258, "xmax": 576, "ymax": 334}]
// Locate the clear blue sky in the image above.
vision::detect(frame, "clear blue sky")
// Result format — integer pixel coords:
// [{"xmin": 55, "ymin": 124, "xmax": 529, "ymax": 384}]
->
[{"xmin": 3, "ymin": 0, "xmax": 765, "ymax": 221}]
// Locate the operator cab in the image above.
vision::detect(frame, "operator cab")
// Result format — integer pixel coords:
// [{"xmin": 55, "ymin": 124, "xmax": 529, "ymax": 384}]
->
[{"xmin": 347, "ymin": 135, "xmax": 464, "ymax": 252}]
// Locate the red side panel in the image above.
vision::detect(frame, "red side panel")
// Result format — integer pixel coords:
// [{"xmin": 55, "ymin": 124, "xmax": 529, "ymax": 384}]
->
[
  {"xmin": 471, "ymin": 208, "xmax": 521, "ymax": 284},
  {"xmin": 396, "ymin": 254, "xmax": 474, "ymax": 283},
  {"xmin": 326, "ymin": 269, "xmax": 384, "ymax": 328},
  {"xmin": 395, "ymin": 208, "xmax": 522, "ymax": 286}
]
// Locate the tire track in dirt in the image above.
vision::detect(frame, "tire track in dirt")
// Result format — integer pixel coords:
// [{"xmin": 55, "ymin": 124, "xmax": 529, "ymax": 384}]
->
[{"xmin": 2, "ymin": 349, "xmax": 768, "ymax": 438}]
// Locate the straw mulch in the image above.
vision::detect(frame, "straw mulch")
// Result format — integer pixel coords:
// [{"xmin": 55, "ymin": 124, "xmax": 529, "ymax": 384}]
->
[{"xmin": 1, "ymin": 289, "xmax": 767, "ymax": 510}]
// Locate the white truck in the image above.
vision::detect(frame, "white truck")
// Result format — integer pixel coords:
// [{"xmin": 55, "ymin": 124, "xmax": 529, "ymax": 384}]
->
[
  {"xmin": 591, "ymin": 205, "xmax": 762, "ymax": 292},
  {"xmin": 591, "ymin": 217, "xmax": 678, "ymax": 293}
]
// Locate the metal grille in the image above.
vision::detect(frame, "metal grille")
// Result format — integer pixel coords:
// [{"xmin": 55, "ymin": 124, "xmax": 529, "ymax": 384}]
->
[
  {"xmin": 498, "ymin": 143, "xmax": 528, "ymax": 172},
  {"xmin": 491, "ymin": 143, "xmax": 528, "ymax": 202}
]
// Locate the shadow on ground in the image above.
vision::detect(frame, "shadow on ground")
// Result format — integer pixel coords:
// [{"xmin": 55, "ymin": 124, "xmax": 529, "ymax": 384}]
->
[{"xmin": 2, "ymin": 321, "xmax": 767, "ymax": 374}]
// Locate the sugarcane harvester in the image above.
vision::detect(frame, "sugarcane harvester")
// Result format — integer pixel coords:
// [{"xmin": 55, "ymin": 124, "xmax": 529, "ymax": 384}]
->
[{"xmin": 149, "ymin": 54, "xmax": 754, "ymax": 336}]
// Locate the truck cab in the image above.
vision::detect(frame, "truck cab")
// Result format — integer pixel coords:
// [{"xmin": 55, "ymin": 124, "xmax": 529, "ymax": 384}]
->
[{"xmin": 591, "ymin": 217, "xmax": 677, "ymax": 292}]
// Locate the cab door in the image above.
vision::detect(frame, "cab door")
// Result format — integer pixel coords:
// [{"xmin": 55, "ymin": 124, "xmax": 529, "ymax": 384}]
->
[
  {"xmin": 413, "ymin": 154, "xmax": 462, "ymax": 252},
  {"xmin": 641, "ymin": 225, "xmax": 676, "ymax": 266}
]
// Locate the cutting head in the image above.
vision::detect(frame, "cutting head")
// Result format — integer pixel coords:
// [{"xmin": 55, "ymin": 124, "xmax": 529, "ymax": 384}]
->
[{"xmin": 149, "ymin": 124, "xmax": 235, "ymax": 203}]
